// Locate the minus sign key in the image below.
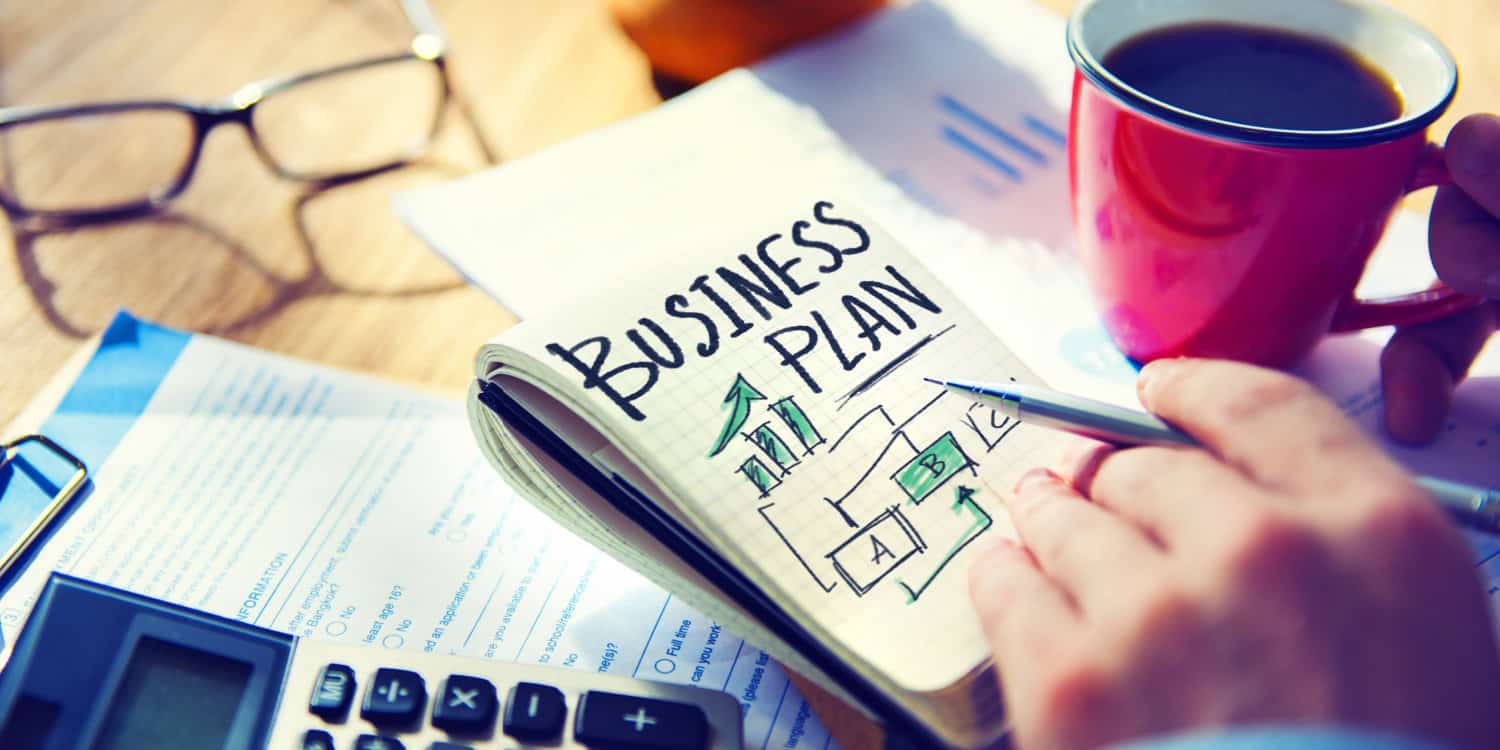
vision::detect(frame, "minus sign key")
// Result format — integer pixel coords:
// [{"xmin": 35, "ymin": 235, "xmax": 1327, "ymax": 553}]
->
[{"xmin": 503, "ymin": 682, "xmax": 567, "ymax": 742}]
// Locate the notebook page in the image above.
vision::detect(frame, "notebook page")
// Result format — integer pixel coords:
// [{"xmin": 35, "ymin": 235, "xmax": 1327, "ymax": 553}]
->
[{"xmin": 485, "ymin": 193, "xmax": 1068, "ymax": 691}]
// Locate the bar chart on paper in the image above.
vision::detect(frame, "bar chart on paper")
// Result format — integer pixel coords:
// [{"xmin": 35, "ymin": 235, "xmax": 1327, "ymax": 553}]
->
[{"xmin": 936, "ymin": 94, "xmax": 1066, "ymax": 192}]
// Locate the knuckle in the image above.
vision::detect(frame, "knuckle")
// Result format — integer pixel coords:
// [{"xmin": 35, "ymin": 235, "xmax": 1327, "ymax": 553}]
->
[
  {"xmin": 1093, "ymin": 449, "xmax": 1154, "ymax": 497},
  {"xmin": 1034, "ymin": 660, "xmax": 1116, "ymax": 733},
  {"xmin": 1213, "ymin": 371, "xmax": 1314, "ymax": 423},
  {"xmin": 1013, "ymin": 484, "xmax": 1071, "ymax": 529},
  {"xmin": 1311, "ymin": 422, "xmax": 1374, "ymax": 458},
  {"xmin": 1224, "ymin": 511, "xmax": 1328, "ymax": 585},
  {"xmin": 1351, "ymin": 492, "xmax": 1458, "ymax": 561},
  {"xmin": 1094, "ymin": 446, "xmax": 1195, "ymax": 501},
  {"xmin": 1130, "ymin": 586, "xmax": 1203, "ymax": 643}
]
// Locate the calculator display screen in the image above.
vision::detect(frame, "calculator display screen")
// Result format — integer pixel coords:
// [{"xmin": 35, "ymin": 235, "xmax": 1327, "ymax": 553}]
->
[{"xmin": 93, "ymin": 637, "xmax": 252, "ymax": 750}]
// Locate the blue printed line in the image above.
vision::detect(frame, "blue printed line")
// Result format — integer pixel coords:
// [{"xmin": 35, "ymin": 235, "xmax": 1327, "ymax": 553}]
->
[
  {"xmin": 822, "ymin": 733, "xmax": 833, "ymax": 750},
  {"xmin": 514, "ymin": 560, "xmax": 567, "ymax": 661},
  {"xmin": 460, "ymin": 575, "xmax": 504, "ymax": 650},
  {"xmin": 941, "ymin": 127, "xmax": 1021, "ymax": 182},
  {"xmin": 1024, "ymin": 113, "xmax": 1068, "ymax": 146},
  {"xmin": 760, "ymin": 677, "xmax": 794, "ymax": 750},
  {"xmin": 631, "ymin": 595, "xmax": 673, "ymax": 677},
  {"xmin": 461, "ymin": 508, "xmax": 518, "ymax": 648},
  {"xmin": 260, "ymin": 401, "xmax": 404, "ymax": 626},
  {"xmin": 938, "ymin": 95, "xmax": 1048, "ymax": 164},
  {"xmin": 721, "ymin": 639, "xmax": 747, "ymax": 691},
  {"xmin": 1477, "ymin": 547, "xmax": 1500, "ymax": 567}
]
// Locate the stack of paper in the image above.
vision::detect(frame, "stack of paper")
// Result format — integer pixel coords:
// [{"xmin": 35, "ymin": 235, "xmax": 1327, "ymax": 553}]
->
[{"xmin": 0, "ymin": 312, "xmax": 836, "ymax": 749}]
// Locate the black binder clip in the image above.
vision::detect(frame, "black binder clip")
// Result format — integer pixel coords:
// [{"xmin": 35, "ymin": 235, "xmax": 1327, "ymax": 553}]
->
[{"xmin": 0, "ymin": 435, "xmax": 88, "ymax": 583}]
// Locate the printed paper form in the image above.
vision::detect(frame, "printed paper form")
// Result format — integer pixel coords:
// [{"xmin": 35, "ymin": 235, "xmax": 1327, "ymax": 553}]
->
[
  {"xmin": 485, "ymin": 194, "xmax": 1067, "ymax": 691},
  {"xmin": 0, "ymin": 318, "xmax": 835, "ymax": 750},
  {"xmin": 395, "ymin": 0, "xmax": 1500, "ymax": 613}
]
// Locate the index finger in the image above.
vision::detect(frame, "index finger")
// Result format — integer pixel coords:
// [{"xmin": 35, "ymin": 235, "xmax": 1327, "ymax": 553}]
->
[{"xmin": 1136, "ymin": 358, "xmax": 1411, "ymax": 500}]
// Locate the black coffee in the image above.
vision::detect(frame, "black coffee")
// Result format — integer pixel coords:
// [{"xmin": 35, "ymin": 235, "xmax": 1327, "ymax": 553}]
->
[{"xmin": 1101, "ymin": 22, "xmax": 1403, "ymax": 130}]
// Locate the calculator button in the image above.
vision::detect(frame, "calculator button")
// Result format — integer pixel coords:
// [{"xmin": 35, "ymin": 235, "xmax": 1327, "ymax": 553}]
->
[
  {"xmin": 431, "ymin": 674, "xmax": 498, "ymax": 734},
  {"xmin": 348, "ymin": 732, "xmax": 402, "ymax": 750},
  {"xmin": 574, "ymin": 690, "xmax": 709, "ymax": 750},
  {"xmin": 308, "ymin": 663, "xmax": 356, "ymax": 721},
  {"xmin": 301, "ymin": 729, "xmax": 336, "ymax": 750},
  {"xmin": 361, "ymin": 668, "xmax": 427, "ymax": 727},
  {"xmin": 353, "ymin": 735, "xmax": 405, "ymax": 750},
  {"xmin": 502, "ymin": 682, "xmax": 567, "ymax": 742},
  {"xmin": 426, "ymin": 744, "xmax": 474, "ymax": 750}
]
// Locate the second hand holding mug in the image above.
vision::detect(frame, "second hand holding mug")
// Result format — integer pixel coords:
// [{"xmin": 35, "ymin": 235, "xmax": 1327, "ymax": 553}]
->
[{"xmin": 1066, "ymin": 0, "xmax": 1481, "ymax": 366}]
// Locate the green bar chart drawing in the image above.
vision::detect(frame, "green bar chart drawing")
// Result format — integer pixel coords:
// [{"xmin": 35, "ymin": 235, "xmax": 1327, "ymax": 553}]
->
[
  {"xmin": 708, "ymin": 374, "xmax": 766, "ymax": 458},
  {"xmin": 770, "ymin": 396, "xmax": 825, "ymax": 454},
  {"xmin": 738, "ymin": 456, "xmax": 781, "ymax": 497},
  {"xmin": 745, "ymin": 422, "xmax": 799, "ymax": 474}
]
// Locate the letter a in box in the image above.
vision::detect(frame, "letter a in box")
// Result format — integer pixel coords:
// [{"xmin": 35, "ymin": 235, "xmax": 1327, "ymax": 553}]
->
[{"xmin": 826, "ymin": 507, "xmax": 924, "ymax": 595}]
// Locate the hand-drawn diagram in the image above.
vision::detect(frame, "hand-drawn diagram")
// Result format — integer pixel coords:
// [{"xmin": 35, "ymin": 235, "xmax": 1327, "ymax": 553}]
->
[
  {"xmin": 713, "ymin": 375, "xmax": 826, "ymax": 498},
  {"xmin": 708, "ymin": 372, "xmax": 1023, "ymax": 604}
]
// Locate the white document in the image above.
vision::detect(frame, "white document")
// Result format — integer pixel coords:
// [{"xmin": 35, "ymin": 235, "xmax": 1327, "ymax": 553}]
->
[{"xmin": 0, "ymin": 319, "xmax": 836, "ymax": 750}]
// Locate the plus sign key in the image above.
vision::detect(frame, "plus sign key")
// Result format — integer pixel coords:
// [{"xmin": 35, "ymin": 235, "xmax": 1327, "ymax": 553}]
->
[
  {"xmin": 361, "ymin": 668, "xmax": 427, "ymax": 727},
  {"xmin": 432, "ymin": 674, "xmax": 498, "ymax": 735},
  {"xmin": 574, "ymin": 690, "xmax": 709, "ymax": 750}
]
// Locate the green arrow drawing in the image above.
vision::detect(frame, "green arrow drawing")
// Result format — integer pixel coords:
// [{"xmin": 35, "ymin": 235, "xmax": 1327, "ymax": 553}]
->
[
  {"xmin": 708, "ymin": 374, "xmax": 766, "ymax": 457},
  {"xmin": 895, "ymin": 484, "xmax": 992, "ymax": 604}
]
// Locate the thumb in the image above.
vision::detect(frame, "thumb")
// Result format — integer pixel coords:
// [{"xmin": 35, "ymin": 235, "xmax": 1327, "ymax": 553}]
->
[{"xmin": 1432, "ymin": 114, "xmax": 1500, "ymax": 298}]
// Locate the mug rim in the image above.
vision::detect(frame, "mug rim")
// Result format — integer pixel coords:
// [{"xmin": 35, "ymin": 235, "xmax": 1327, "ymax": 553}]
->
[{"xmin": 1066, "ymin": 0, "xmax": 1458, "ymax": 149}]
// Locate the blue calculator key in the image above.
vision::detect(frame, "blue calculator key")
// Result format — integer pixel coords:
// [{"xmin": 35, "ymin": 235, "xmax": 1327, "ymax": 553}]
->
[
  {"xmin": 573, "ymin": 690, "xmax": 709, "ymax": 750},
  {"xmin": 308, "ymin": 663, "xmax": 356, "ymax": 721},
  {"xmin": 353, "ymin": 735, "xmax": 405, "ymax": 750},
  {"xmin": 431, "ymin": 674, "xmax": 498, "ymax": 734},
  {"xmin": 302, "ymin": 729, "xmax": 336, "ymax": 750},
  {"xmin": 426, "ymin": 743, "xmax": 474, "ymax": 750},
  {"xmin": 361, "ymin": 668, "xmax": 426, "ymax": 727}
]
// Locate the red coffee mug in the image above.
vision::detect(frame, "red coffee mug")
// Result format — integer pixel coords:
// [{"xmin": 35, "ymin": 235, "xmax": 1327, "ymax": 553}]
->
[{"xmin": 1066, "ymin": 0, "xmax": 1480, "ymax": 366}]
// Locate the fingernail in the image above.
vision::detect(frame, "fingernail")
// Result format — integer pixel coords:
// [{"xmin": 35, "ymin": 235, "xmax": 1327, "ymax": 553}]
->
[
  {"xmin": 1013, "ymin": 467, "xmax": 1057, "ymax": 494},
  {"xmin": 1137, "ymin": 358, "xmax": 1179, "ymax": 404}
]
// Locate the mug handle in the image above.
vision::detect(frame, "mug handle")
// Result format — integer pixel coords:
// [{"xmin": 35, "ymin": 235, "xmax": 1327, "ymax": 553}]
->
[{"xmin": 1329, "ymin": 143, "xmax": 1484, "ymax": 332}]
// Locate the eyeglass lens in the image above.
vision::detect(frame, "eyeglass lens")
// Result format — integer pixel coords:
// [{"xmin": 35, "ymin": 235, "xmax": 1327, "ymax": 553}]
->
[
  {"xmin": 0, "ymin": 108, "xmax": 197, "ymax": 214},
  {"xmin": 0, "ymin": 55, "xmax": 445, "ymax": 215},
  {"xmin": 251, "ymin": 56, "xmax": 445, "ymax": 180}
]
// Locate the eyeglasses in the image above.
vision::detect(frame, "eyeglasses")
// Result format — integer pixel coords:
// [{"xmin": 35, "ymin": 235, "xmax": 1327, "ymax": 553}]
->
[{"xmin": 0, "ymin": 0, "xmax": 451, "ymax": 226}]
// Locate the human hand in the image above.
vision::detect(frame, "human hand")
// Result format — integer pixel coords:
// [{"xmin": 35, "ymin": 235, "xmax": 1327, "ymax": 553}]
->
[
  {"xmin": 1382, "ymin": 113, "xmax": 1500, "ymax": 444},
  {"xmin": 969, "ymin": 359, "xmax": 1500, "ymax": 750}
]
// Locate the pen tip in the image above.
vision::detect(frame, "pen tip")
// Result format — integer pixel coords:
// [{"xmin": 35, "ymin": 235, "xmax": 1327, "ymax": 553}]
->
[{"xmin": 922, "ymin": 377, "xmax": 945, "ymax": 386}]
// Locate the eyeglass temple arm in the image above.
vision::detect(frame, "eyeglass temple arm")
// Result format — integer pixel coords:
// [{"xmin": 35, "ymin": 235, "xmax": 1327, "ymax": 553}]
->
[{"xmin": 400, "ymin": 0, "xmax": 450, "ymax": 49}]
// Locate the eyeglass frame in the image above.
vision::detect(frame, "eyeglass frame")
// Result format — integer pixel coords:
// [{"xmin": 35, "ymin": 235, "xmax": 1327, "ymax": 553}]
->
[{"xmin": 0, "ymin": 0, "xmax": 452, "ymax": 225}]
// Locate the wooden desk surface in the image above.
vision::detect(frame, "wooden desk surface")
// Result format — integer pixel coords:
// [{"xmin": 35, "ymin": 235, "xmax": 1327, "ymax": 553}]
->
[{"xmin": 1, "ymin": 1, "xmax": 1492, "ymax": 747}]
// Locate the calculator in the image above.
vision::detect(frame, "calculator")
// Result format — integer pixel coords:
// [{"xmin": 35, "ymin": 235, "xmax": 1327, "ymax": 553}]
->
[{"xmin": 0, "ymin": 573, "xmax": 744, "ymax": 750}]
